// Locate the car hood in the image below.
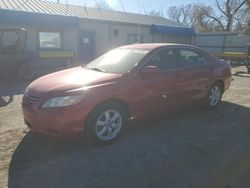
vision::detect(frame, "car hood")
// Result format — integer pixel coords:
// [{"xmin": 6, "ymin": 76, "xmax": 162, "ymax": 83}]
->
[{"xmin": 27, "ymin": 67, "xmax": 121, "ymax": 96}]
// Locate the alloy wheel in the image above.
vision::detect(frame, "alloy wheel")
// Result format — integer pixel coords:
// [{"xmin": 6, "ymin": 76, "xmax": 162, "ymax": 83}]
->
[
  {"xmin": 208, "ymin": 85, "xmax": 222, "ymax": 106},
  {"xmin": 95, "ymin": 109, "xmax": 122, "ymax": 141}
]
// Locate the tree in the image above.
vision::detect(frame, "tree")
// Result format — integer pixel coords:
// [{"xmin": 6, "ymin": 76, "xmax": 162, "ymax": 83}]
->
[
  {"xmin": 197, "ymin": 0, "xmax": 247, "ymax": 31},
  {"xmin": 148, "ymin": 10, "xmax": 162, "ymax": 17},
  {"xmin": 247, "ymin": 0, "xmax": 250, "ymax": 8},
  {"xmin": 192, "ymin": 5, "xmax": 216, "ymax": 32},
  {"xmin": 167, "ymin": 0, "xmax": 248, "ymax": 32},
  {"xmin": 167, "ymin": 4, "xmax": 215, "ymax": 31},
  {"xmin": 95, "ymin": 0, "xmax": 112, "ymax": 10},
  {"xmin": 167, "ymin": 4, "xmax": 194, "ymax": 26},
  {"xmin": 234, "ymin": 6, "xmax": 250, "ymax": 31}
]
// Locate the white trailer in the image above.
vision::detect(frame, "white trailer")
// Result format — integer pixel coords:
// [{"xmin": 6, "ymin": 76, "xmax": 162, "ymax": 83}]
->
[{"xmin": 196, "ymin": 32, "xmax": 250, "ymax": 73}]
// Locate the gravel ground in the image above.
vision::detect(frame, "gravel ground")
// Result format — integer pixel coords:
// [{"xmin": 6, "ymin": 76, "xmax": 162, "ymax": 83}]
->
[{"xmin": 0, "ymin": 67, "xmax": 250, "ymax": 188}]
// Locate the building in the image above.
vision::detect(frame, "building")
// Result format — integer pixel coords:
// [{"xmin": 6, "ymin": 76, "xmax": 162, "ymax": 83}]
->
[{"xmin": 0, "ymin": 0, "xmax": 195, "ymax": 64}]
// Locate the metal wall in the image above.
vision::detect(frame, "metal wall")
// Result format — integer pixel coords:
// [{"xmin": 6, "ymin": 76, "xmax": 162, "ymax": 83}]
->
[{"xmin": 196, "ymin": 32, "xmax": 250, "ymax": 53}]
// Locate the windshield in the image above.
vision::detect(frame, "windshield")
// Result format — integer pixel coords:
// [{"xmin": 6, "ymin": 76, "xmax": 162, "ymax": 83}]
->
[{"xmin": 86, "ymin": 48, "xmax": 149, "ymax": 74}]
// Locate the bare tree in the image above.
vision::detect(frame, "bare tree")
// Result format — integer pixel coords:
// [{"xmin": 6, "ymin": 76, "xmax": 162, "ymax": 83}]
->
[
  {"xmin": 197, "ymin": 0, "xmax": 247, "ymax": 31},
  {"xmin": 234, "ymin": 6, "xmax": 250, "ymax": 31},
  {"xmin": 167, "ymin": 0, "xmax": 248, "ymax": 32},
  {"xmin": 246, "ymin": 0, "xmax": 250, "ymax": 8},
  {"xmin": 95, "ymin": 0, "xmax": 113, "ymax": 10},
  {"xmin": 148, "ymin": 10, "xmax": 162, "ymax": 17},
  {"xmin": 167, "ymin": 4, "xmax": 215, "ymax": 31},
  {"xmin": 167, "ymin": 4, "xmax": 194, "ymax": 25},
  {"xmin": 192, "ymin": 5, "xmax": 216, "ymax": 32}
]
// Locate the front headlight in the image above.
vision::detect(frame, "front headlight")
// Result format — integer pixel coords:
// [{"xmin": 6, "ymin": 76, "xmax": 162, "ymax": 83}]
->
[{"xmin": 42, "ymin": 95, "xmax": 82, "ymax": 108}]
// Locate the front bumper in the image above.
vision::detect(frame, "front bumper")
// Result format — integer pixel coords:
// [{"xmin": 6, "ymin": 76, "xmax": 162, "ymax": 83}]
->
[{"xmin": 22, "ymin": 102, "xmax": 92, "ymax": 138}]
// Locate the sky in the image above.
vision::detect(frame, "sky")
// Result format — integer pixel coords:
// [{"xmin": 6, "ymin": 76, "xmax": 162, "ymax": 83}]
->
[{"xmin": 47, "ymin": 0, "xmax": 210, "ymax": 17}]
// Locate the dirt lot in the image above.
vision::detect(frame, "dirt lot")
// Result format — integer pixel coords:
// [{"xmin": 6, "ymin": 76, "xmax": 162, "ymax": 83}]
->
[{"xmin": 0, "ymin": 67, "xmax": 250, "ymax": 188}]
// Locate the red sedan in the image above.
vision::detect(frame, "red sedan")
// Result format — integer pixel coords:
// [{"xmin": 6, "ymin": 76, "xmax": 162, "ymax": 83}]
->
[{"xmin": 22, "ymin": 43, "xmax": 232, "ymax": 144}]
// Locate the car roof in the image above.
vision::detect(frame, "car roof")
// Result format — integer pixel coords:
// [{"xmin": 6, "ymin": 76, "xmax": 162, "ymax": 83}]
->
[{"xmin": 119, "ymin": 43, "xmax": 196, "ymax": 51}]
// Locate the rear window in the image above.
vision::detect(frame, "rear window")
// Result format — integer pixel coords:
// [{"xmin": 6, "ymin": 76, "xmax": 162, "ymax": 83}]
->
[{"xmin": 179, "ymin": 49, "xmax": 207, "ymax": 67}]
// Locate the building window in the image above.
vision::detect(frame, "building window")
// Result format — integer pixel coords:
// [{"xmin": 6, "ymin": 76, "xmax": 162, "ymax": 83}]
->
[
  {"xmin": 127, "ymin": 33, "xmax": 143, "ymax": 44},
  {"xmin": 113, "ymin": 29, "xmax": 119, "ymax": 36},
  {"xmin": 39, "ymin": 32, "xmax": 62, "ymax": 49}
]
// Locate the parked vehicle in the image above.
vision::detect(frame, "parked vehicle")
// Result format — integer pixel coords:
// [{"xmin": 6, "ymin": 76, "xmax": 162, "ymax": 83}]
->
[
  {"xmin": 0, "ymin": 27, "xmax": 38, "ymax": 80},
  {"xmin": 22, "ymin": 43, "xmax": 232, "ymax": 144},
  {"xmin": 196, "ymin": 32, "xmax": 250, "ymax": 73}
]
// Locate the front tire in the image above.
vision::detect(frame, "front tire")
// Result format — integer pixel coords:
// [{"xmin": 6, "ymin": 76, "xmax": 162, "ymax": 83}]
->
[
  {"xmin": 207, "ymin": 83, "xmax": 223, "ymax": 108},
  {"xmin": 18, "ymin": 63, "xmax": 36, "ymax": 80},
  {"xmin": 85, "ymin": 102, "xmax": 126, "ymax": 145}
]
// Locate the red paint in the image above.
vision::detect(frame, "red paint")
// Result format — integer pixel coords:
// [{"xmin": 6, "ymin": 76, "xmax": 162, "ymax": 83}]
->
[{"xmin": 22, "ymin": 44, "xmax": 232, "ymax": 138}]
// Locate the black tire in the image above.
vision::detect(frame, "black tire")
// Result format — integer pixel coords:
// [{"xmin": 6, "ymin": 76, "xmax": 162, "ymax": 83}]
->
[
  {"xmin": 18, "ymin": 63, "xmax": 36, "ymax": 80},
  {"xmin": 206, "ymin": 82, "xmax": 223, "ymax": 108},
  {"xmin": 85, "ymin": 102, "xmax": 127, "ymax": 145}
]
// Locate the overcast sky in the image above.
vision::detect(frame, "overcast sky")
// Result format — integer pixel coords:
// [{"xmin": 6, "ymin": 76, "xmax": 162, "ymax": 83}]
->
[{"xmin": 46, "ymin": 0, "xmax": 211, "ymax": 17}]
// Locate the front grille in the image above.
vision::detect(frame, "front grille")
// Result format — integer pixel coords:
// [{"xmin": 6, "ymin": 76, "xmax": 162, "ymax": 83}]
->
[{"xmin": 23, "ymin": 95, "xmax": 39, "ymax": 107}]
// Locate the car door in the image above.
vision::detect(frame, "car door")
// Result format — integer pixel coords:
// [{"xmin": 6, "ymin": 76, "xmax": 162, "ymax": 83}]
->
[
  {"xmin": 177, "ymin": 48, "xmax": 212, "ymax": 101},
  {"xmin": 134, "ymin": 48, "xmax": 182, "ymax": 117}
]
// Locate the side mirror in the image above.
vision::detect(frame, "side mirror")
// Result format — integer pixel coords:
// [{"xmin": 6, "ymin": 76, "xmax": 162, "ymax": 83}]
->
[{"xmin": 141, "ymin": 66, "xmax": 159, "ymax": 74}]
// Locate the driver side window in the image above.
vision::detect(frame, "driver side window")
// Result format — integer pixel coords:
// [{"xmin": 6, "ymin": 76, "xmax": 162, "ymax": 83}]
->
[{"xmin": 147, "ymin": 49, "xmax": 178, "ymax": 71}]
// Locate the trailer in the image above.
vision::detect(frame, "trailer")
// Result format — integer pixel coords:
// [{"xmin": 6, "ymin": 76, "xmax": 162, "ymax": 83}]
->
[
  {"xmin": 196, "ymin": 32, "xmax": 250, "ymax": 73},
  {"xmin": 0, "ymin": 27, "xmax": 76, "ymax": 80},
  {"xmin": 0, "ymin": 27, "xmax": 39, "ymax": 80}
]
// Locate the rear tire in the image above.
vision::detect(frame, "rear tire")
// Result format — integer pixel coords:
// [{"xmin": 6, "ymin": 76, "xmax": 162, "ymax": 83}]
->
[
  {"xmin": 206, "ymin": 82, "xmax": 223, "ymax": 108},
  {"xmin": 85, "ymin": 102, "xmax": 127, "ymax": 145},
  {"xmin": 18, "ymin": 63, "xmax": 36, "ymax": 80}
]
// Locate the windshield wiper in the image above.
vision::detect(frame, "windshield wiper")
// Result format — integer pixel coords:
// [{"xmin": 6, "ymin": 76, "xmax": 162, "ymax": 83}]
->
[{"xmin": 88, "ymin": 67, "xmax": 107, "ymax": 73}]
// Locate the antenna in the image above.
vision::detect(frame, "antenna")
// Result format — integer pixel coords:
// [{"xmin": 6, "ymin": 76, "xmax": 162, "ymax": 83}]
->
[
  {"xmin": 119, "ymin": 0, "xmax": 126, "ymax": 13},
  {"xmin": 142, "ymin": 4, "xmax": 147, "ymax": 15}
]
